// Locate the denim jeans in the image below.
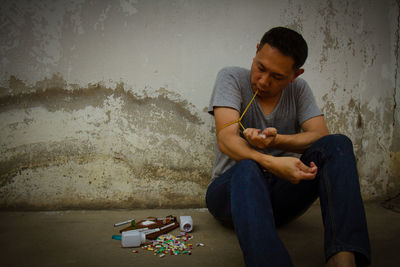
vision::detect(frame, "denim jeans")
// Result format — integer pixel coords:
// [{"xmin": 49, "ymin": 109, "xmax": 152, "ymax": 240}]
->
[{"xmin": 206, "ymin": 134, "xmax": 371, "ymax": 267}]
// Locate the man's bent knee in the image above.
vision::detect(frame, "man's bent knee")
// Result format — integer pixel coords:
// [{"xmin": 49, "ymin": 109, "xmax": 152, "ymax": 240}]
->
[
  {"xmin": 231, "ymin": 159, "xmax": 265, "ymax": 188},
  {"xmin": 315, "ymin": 134, "xmax": 354, "ymax": 153},
  {"xmin": 236, "ymin": 159, "xmax": 259, "ymax": 169}
]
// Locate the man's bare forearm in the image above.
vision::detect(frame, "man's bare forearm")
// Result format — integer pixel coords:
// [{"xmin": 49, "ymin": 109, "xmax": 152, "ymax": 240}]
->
[
  {"xmin": 272, "ymin": 131, "xmax": 328, "ymax": 153},
  {"xmin": 216, "ymin": 133, "xmax": 318, "ymax": 183},
  {"xmin": 217, "ymin": 133, "xmax": 271, "ymax": 164}
]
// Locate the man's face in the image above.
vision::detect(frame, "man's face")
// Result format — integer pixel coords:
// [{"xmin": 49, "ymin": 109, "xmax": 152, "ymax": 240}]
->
[{"xmin": 250, "ymin": 43, "xmax": 303, "ymax": 99}]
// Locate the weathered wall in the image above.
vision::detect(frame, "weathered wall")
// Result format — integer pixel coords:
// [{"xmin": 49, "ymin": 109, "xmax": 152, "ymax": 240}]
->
[
  {"xmin": 391, "ymin": 0, "xmax": 400, "ymax": 201},
  {"xmin": 0, "ymin": 0, "xmax": 398, "ymax": 209}
]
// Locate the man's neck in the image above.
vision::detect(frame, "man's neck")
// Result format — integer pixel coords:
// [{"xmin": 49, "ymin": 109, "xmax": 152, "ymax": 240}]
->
[{"xmin": 257, "ymin": 92, "xmax": 282, "ymax": 115}]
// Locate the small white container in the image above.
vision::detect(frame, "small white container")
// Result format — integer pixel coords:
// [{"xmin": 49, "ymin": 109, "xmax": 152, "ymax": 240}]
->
[
  {"xmin": 180, "ymin": 216, "xmax": 193, "ymax": 232},
  {"xmin": 121, "ymin": 230, "xmax": 146, "ymax": 247}
]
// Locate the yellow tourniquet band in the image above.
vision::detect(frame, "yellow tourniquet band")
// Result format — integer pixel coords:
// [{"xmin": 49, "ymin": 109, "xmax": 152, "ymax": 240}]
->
[{"xmin": 216, "ymin": 90, "xmax": 258, "ymax": 135}]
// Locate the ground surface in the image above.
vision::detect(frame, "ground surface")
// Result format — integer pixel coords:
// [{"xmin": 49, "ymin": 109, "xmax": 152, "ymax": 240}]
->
[{"xmin": 0, "ymin": 202, "xmax": 399, "ymax": 267}]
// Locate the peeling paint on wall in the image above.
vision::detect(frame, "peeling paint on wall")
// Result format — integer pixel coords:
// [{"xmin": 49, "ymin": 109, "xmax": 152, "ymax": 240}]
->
[
  {"xmin": 0, "ymin": 0, "xmax": 399, "ymax": 208},
  {"xmin": 0, "ymin": 74, "xmax": 214, "ymax": 209},
  {"xmin": 322, "ymin": 87, "xmax": 395, "ymax": 197},
  {"xmin": 388, "ymin": 0, "xmax": 400, "ymax": 197}
]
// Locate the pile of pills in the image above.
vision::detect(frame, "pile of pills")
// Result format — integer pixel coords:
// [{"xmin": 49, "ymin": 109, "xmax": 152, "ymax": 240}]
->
[{"xmin": 140, "ymin": 233, "xmax": 203, "ymax": 257}]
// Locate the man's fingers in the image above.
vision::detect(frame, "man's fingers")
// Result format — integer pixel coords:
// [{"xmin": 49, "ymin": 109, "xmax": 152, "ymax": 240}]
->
[
  {"xmin": 297, "ymin": 160, "xmax": 318, "ymax": 174},
  {"xmin": 243, "ymin": 128, "xmax": 251, "ymax": 136},
  {"xmin": 309, "ymin": 161, "xmax": 318, "ymax": 173},
  {"xmin": 295, "ymin": 161, "xmax": 317, "ymax": 181},
  {"xmin": 268, "ymin": 127, "xmax": 277, "ymax": 136},
  {"xmin": 300, "ymin": 171, "xmax": 317, "ymax": 180},
  {"xmin": 244, "ymin": 128, "xmax": 261, "ymax": 137},
  {"xmin": 244, "ymin": 129, "xmax": 256, "ymax": 139},
  {"xmin": 263, "ymin": 127, "xmax": 277, "ymax": 136},
  {"xmin": 297, "ymin": 161, "xmax": 311, "ymax": 172}
]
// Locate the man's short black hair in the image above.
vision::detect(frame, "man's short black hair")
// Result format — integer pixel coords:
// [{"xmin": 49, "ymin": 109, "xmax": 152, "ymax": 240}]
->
[{"xmin": 259, "ymin": 27, "xmax": 308, "ymax": 69}]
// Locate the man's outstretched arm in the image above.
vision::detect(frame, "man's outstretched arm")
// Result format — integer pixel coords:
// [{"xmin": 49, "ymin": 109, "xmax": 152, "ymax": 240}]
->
[{"xmin": 214, "ymin": 107, "xmax": 318, "ymax": 184}]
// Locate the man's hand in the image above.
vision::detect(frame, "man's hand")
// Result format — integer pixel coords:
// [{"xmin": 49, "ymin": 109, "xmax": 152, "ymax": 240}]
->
[
  {"xmin": 259, "ymin": 156, "xmax": 318, "ymax": 184},
  {"xmin": 243, "ymin": 127, "xmax": 277, "ymax": 149}
]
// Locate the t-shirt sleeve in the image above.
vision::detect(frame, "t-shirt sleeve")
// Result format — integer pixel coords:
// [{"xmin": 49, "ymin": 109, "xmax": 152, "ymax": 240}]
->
[
  {"xmin": 295, "ymin": 79, "xmax": 323, "ymax": 125},
  {"xmin": 208, "ymin": 67, "xmax": 242, "ymax": 115}
]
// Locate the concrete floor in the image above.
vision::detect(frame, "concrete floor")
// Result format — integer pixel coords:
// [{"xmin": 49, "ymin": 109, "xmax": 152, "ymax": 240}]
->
[{"xmin": 0, "ymin": 202, "xmax": 399, "ymax": 267}]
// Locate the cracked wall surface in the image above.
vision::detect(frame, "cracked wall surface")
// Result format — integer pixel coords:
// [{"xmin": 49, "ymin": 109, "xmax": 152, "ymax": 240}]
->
[
  {"xmin": 390, "ymin": 0, "xmax": 400, "ymax": 200},
  {"xmin": 0, "ymin": 75, "xmax": 214, "ymax": 209},
  {"xmin": 0, "ymin": 0, "xmax": 399, "ymax": 209}
]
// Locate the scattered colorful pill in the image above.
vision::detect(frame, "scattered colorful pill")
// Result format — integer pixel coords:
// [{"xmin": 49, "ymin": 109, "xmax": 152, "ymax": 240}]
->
[{"xmin": 140, "ymin": 233, "xmax": 203, "ymax": 257}]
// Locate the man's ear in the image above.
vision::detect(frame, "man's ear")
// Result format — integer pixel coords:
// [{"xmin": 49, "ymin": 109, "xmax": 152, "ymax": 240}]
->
[
  {"xmin": 291, "ymin": 68, "xmax": 304, "ymax": 82},
  {"xmin": 256, "ymin": 43, "xmax": 260, "ymax": 53}
]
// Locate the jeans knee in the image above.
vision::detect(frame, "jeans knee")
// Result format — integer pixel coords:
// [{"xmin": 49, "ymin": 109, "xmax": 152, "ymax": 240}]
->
[
  {"xmin": 232, "ymin": 159, "xmax": 264, "ymax": 188},
  {"xmin": 331, "ymin": 134, "xmax": 352, "ymax": 145},
  {"xmin": 236, "ymin": 159, "xmax": 259, "ymax": 170},
  {"xmin": 318, "ymin": 134, "xmax": 354, "ymax": 154}
]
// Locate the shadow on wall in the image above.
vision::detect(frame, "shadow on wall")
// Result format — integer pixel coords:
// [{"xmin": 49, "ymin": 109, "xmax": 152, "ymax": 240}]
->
[{"xmin": 0, "ymin": 74, "xmax": 215, "ymax": 210}]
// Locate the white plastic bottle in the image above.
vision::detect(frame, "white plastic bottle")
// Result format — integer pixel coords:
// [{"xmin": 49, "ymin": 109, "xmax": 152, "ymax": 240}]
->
[
  {"xmin": 180, "ymin": 216, "xmax": 193, "ymax": 232},
  {"xmin": 121, "ymin": 230, "xmax": 146, "ymax": 247}
]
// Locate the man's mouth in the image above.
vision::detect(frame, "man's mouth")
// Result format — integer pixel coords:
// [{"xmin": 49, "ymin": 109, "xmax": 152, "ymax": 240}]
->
[{"xmin": 257, "ymin": 88, "xmax": 267, "ymax": 94}]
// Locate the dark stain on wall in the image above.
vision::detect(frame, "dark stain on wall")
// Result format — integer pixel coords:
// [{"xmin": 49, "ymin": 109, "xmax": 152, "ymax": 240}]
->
[
  {"xmin": 0, "ymin": 74, "xmax": 213, "ymax": 209},
  {"xmin": 0, "ymin": 74, "xmax": 203, "ymax": 125},
  {"xmin": 0, "ymin": 140, "xmax": 96, "ymax": 188}
]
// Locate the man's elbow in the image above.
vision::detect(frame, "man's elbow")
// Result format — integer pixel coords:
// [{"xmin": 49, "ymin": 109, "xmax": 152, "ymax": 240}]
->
[
  {"xmin": 314, "ymin": 129, "xmax": 330, "ymax": 142},
  {"xmin": 321, "ymin": 128, "xmax": 330, "ymax": 137},
  {"xmin": 216, "ymin": 135, "xmax": 228, "ymax": 154}
]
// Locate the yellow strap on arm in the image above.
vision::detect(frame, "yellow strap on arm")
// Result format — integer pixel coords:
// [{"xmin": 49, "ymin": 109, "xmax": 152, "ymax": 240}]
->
[{"xmin": 216, "ymin": 90, "xmax": 258, "ymax": 135}]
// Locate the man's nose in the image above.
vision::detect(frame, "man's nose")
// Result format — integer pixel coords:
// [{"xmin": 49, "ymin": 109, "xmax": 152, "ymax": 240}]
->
[{"xmin": 259, "ymin": 73, "xmax": 271, "ymax": 87}]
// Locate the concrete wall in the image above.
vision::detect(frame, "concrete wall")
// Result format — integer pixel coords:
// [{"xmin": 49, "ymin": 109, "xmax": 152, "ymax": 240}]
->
[{"xmin": 0, "ymin": 0, "xmax": 399, "ymax": 209}]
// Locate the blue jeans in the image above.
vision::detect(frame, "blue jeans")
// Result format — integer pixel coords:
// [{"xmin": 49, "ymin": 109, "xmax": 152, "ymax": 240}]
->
[{"xmin": 206, "ymin": 134, "xmax": 371, "ymax": 267}]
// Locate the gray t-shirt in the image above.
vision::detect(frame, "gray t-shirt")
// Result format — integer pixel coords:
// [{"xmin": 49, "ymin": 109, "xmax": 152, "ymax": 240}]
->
[{"xmin": 208, "ymin": 66, "xmax": 323, "ymax": 180}]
